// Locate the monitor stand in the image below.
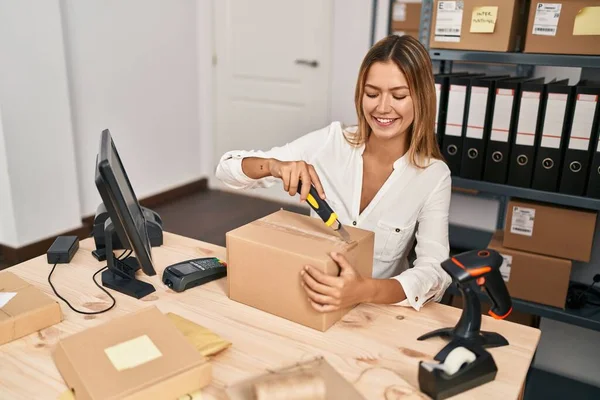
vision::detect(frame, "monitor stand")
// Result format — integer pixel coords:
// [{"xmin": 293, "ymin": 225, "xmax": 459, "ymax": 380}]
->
[{"xmin": 101, "ymin": 221, "xmax": 156, "ymax": 299}]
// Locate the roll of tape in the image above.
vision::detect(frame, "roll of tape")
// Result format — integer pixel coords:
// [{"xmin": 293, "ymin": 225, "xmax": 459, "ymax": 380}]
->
[{"xmin": 441, "ymin": 347, "xmax": 477, "ymax": 376}]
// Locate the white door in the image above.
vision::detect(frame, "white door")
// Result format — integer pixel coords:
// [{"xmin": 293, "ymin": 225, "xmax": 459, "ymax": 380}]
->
[{"xmin": 213, "ymin": 0, "xmax": 333, "ymax": 204}]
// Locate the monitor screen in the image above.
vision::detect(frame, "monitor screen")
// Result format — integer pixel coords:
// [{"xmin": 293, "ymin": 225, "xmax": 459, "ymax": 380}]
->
[{"xmin": 95, "ymin": 129, "xmax": 155, "ymax": 276}]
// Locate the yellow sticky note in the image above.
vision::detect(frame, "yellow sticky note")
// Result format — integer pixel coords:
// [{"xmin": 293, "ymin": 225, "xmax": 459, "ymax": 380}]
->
[
  {"xmin": 573, "ymin": 7, "xmax": 600, "ymax": 36},
  {"xmin": 470, "ymin": 6, "xmax": 498, "ymax": 33},
  {"xmin": 104, "ymin": 335, "xmax": 162, "ymax": 371},
  {"xmin": 178, "ymin": 390, "xmax": 203, "ymax": 400},
  {"xmin": 57, "ymin": 390, "xmax": 75, "ymax": 400}
]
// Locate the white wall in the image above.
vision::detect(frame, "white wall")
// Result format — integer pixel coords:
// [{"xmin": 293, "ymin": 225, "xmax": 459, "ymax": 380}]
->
[
  {"xmin": 329, "ymin": 0, "xmax": 373, "ymax": 125},
  {"xmin": 61, "ymin": 0, "xmax": 205, "ymax": 217},
  {"xmin": 0, "ymin": 0, "xmax": 82, "ymax": 247},
  {"xmin": 0, "ymin": 107, "xmax": 18, "ymax": 247}
]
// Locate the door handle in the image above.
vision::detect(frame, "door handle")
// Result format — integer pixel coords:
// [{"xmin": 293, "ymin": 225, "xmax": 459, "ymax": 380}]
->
[{"xmin": 295, "ymin": 59, "xmax": 319, "ymax": 68}]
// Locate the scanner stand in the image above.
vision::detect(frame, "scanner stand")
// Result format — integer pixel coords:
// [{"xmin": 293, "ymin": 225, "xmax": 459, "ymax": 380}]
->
[
  {"xmin": 418, "ymin": 344, "xmax": 498, "ymax": 400},
  {"xmin": 100, "ymin": 220, "xmax": 156, "ymax": 299},
  {"xmin": 92, "ymin": 203, "xmax": 163, "ymax": 261},
  {"xmin": 418, "ymin": 283, "xmax": 508, "ymax": 361}
]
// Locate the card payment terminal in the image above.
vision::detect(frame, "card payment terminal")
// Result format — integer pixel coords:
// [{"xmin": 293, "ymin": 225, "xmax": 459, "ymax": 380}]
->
[{"xmin": 162, "ymin": 257, "xmax": 227, "ymax": 292}]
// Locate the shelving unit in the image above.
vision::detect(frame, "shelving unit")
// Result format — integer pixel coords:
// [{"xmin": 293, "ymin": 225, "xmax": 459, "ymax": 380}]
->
[{"xmin": 386, "ymin": 0, "xmax": 600, "ymax": 331}]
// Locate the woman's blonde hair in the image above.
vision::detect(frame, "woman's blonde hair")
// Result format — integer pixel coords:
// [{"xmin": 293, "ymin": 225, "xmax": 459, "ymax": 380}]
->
[{"xmin": 345, "ymin": 34, "xmax": 443, "ymax": 168}]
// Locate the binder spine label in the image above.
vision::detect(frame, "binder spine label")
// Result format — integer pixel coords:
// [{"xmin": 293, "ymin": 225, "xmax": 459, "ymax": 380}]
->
[
  {"xmin": 445, "ymin": 84, "xmax": 466, "ymax": 137},
  {"xmin": 434, "ymin": 1, "xmax": 464, "ymax": 42},
  {"xmin": 466, "ymin": 86, "xmax": 489, "ymax": 139},
  {"xmin": 491, "ymin": 89, "xmax": 514, "ymax": 142},
  {"xmin": 541, "ymin": 93, "xmax": 568, "ymax": 149},
  {"xmin": 435, "ymin": 83, "xmax": 441, "ymax": 133},
  {"xmin": 569, "ymin": 94, "xmax": 598, "ymax": 150},
  {"xmin": 516, "ymin": 91, "xmax": 540, "ymax": 146},
  {"xmin": 533, "ymin": 3, "xmax": 562, "ymax": 36},
  {"xmin": 510, "ymin": 206, "xmax": 535, "ymax": 237}
]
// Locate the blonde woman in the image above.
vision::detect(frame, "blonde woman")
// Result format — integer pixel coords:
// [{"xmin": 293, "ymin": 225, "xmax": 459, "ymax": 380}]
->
[{"xmin": 216, "ymin": 35, "xmax": 452, "ymax": 312}]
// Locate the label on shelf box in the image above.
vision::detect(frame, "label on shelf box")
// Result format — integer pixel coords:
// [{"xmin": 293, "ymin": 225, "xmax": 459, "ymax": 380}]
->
[
  {"xmin": 498, "ymin": 253, "xmax": 512, "ymax": 282},
  {"xmin": 434, "ymin": 1, "xmax": 464, "ymax": 42},
  {"xmin": 510, "ymin": 206, "xmax": 535, "ymax": 237},
  {"xmin": 532, "ymin": 3, "xmax": 562, "ymax": 36}
]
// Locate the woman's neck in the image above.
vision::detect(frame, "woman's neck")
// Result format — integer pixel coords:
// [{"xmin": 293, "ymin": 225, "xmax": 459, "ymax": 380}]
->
[{"xmin": 364, "ymin": 131, "xmax": 410, "ymax": 165}]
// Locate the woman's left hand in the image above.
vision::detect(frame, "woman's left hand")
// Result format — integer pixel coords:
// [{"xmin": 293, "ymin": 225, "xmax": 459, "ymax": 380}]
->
[{"xmin": 300, "ymin": 252, "xmax": 372, "ymax": 312}]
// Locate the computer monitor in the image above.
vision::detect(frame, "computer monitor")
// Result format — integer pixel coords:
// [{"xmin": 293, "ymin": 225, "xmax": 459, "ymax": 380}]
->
[{"xmin": 95, "ymin": 129, "xmax": 156, "ymax": 298}]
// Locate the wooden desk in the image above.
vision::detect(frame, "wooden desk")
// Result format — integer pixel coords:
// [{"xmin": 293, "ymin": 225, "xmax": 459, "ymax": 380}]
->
[{"xmin": 0, "ymin": 232, "xmax": 540, "ymax": 399}]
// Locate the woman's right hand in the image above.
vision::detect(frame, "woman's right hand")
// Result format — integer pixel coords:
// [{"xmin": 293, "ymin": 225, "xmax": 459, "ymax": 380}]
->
[{"xmin": 268, "ymin": 159, "xmax": 326, "ymax": 202}]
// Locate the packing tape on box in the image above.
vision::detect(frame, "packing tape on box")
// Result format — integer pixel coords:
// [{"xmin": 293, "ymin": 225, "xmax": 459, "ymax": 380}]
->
[
  {"xmin": 254, "ymin": 372, "xmax": 326, "ymax": 400},
  {"xmin": 253, "ymin": 220, "xmax": 357, "ymax": 249}
]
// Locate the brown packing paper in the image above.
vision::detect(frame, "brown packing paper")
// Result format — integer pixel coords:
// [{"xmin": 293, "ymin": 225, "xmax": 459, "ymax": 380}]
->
[
  {"xmin": 0, "ymin": 271, "xmax": 62, "ymax": 346},
  {"xmin": 225, "ymin": 357, "xmax": 365, "ymax": 400},
  {"xmin": 226, "ymin": 210, "xmax": 374, "ymax": 331}
]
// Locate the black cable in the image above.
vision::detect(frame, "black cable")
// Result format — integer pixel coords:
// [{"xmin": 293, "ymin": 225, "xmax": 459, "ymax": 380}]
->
[{"xmin": 48, "ymin": 262, "xmax": 116, "ymax": 315}]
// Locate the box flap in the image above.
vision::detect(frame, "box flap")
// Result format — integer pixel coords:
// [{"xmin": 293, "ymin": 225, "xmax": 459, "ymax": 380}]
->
[
  {"xmin": 227, "ymin": 210, "xmax": 368, "ymax": 263},
  {"xmin": 0, "ymin": 271, "xmax": 30, "ymax": 292},
  {"xmin": 52, "ymin": 306, "xmax": 209, "ymax": 400},
  {"xmin": 2, "ymin": 286, "xmax": 58, "ymax": 317}
]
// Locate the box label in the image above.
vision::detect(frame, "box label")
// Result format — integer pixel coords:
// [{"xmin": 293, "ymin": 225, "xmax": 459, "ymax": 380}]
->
[
  {"xmin": 470, "ymin": 6, "xmax": 498, "ymax": 33},
  {"xmin": 511, "ymin": 206, "xmax": 535, "ymax": 237},
  {"xmin": 434, "ymin": 1, "xmax": 464, "ymax": 42},
  {"xmin": 0, "ymin": 292, "xmax": 17, "ymax": 308},
  {"xmin": 104, "ymin": 335, "xmax": 162, "ymax": 371},
  {"xmin": 499, "ymin": 254, "xmax": 513, "ymax": 282},
  {"xmin": 533, "ymin": 3, "xmax": 562, "ymax": 36},
  {"xmin": 573, "ymin": 6, "xmax": 600, "ymax": 36}
]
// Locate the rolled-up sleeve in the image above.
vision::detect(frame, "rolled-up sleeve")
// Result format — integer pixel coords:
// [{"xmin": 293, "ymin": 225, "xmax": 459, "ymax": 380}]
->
[
  {"xmin": 392, "ymin": 169, "xmax": 453, "ymax": 310},
  {"xmin": 215, "ymin": 123, "xmax": 335, "ymax": 190}
]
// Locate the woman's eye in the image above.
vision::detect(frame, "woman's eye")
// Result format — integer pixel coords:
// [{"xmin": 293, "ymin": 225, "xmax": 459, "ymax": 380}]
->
[
  {"xmin": 366, "ymin": 93, "xmax": 378, "ymax": 98},
  {"xmin": 393, "ymin": 96, "xmax": 407, "ymax": 100}
]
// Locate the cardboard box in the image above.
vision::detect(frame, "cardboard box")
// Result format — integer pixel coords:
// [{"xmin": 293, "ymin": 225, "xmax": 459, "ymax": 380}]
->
[
  {"xmin": 524, "ymin": 1, "xmax": 600, "ymax": 55},
  {"xmin": 0, "ymin": 271, "xmax": 62, "ymax": 346},
  {"xmin": 226, "ymin": 210, "xmax": 374, "ymax": 332},
  {"xmin": 429, "ymin": 0, "xmax": 528, "ymax": 52},
  {"xmin": 391, "ymin": 1, "xmax": 422, "ymax": 31},
  {"xmin": 52, "ymin": 306, "xmax": 212, "ymax": 400},
  {"xmin": 489, "ymin": 231, "xmax": 572, "ymax": 309},
  {"xmin": 503, "ymin": 199, "xmax": 597, "ymax": 262}
]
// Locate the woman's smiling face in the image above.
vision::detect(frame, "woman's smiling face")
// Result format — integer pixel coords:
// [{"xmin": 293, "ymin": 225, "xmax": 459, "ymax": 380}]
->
[{"xmin": 362, "ymin": 60, "xmax": 414, "ymax": 141}]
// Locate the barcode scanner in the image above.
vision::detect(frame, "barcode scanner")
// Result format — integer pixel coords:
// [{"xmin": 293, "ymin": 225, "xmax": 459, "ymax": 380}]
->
[{"xmin": 418, "ymin": 249, "xmax": 513, "ymax": 362}]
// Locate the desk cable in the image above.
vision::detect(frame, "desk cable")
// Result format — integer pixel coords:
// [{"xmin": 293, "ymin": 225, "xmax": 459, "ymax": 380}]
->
[{"xmin": 47, "ymin": 250, "xmax": 130, "ymax": 315}]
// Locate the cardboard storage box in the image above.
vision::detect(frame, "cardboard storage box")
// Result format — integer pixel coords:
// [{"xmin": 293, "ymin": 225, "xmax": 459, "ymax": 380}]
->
[
  {"xmin": 524, "ymin": 1, "xmax": 600, "ymax": 56},
  {"xmin": 0, "ymin": 271, "xmax": 62, "ymax": 346},
  {"xmin": 391, "ymin": 1, "xmax": 422, "ymax": 31},
  {"xmin": 226, "ymin": 210, "xmax": 374, "ymax": 332},
  {"xmin": 503, "ymin": 199, "xmax": 597, "ymax": 262},
  {"xmin": 52, "ymin": 306, "xmax": 212, "ymax": 400},
  {"xmin": 489, "ymin": 231, "xmax": 572, "ymax": 309},
  {"xmin": 429, "ymin": 0, "xmax": 528, "ymax": 52}
]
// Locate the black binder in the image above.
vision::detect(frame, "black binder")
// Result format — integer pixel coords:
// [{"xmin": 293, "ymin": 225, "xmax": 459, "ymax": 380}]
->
[
  {"xmin": 587, "ymin": 125, "xmax": 600, "ymax": 199},
  {"xmin": 507, "ymin": 78, "xmax": 547, "ymax": 188},
  {"xmin": 484, "ymin": 77, "xmax": 543, "ymax": 184},
  {"xmin": 434, "ymin": 73, "xmax": 471, "ymax": 151},
  {"xmin": 531, "ymin": 79, "xmax": 574, "ymax": 192},
  {"xmin": 442, "ymin": 74, "xmax": 486, "ymax": 176},
  {"xmin": 558, "ymin": 80, "xmax": 600, "ymax": 196},
  {"xmin": 459, "ymin": 75, "xmax": 510, "ymax": 180}
]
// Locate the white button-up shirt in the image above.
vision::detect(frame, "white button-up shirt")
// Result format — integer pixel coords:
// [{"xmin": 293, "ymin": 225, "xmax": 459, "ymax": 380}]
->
[{"xmin": 215, "ymin": 121, "xmax": 452, "ymax": 310}]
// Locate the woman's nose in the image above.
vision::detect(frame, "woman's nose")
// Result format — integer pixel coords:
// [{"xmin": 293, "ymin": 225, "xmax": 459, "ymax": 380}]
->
[{"xmin": 376, "ymin": 94, "xmax": 391, "ymax": 113}]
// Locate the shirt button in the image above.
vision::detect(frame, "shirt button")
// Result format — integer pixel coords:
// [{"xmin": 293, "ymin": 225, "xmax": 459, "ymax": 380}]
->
[
  {"xmin": 395, "ymin": 228, "xmax": 400, "ymax": 233},
  {"xmin": 352, "ymin": 221, "xmax": 357, "ymax": 226},
  {"xmin": 415, "ymin": 296, "xmax": 419, "ymax": 302}
]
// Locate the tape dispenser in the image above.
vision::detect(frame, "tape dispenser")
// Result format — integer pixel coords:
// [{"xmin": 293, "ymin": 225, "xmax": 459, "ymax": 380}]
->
[{"xmin": 418, "ymin": 345, "xmax": 497, "ymax": 400}]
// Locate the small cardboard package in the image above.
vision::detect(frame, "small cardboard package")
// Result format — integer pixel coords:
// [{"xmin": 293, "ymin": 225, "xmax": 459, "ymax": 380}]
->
[
  {"xmin": 226, "ymin": 210, "xmax": 374, "ymax": 332},
  {"xmin": 429, "ymin": 0, "xmax": 528, "ymax": 52},
  {"xmin": 0, "ymin": 271, "xmax": 62, "ymax": 346},
  {"xmin": 503, "ymin": 199, "xmax": 597, "ymax": 262},
  {"xmin": 391, "ymin": 0, "xmax": 422, "ymax": 32},
  {"xmin": 52, "ymin": 306, "xmax": 212, "ymax": 400},
  {"xmin": 524, "ymin": 1, "xmax": 600, "ymax": 56},
  {"xmin": 489, "ymin": 231, "xmax": 572, "ymax": 309}
]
